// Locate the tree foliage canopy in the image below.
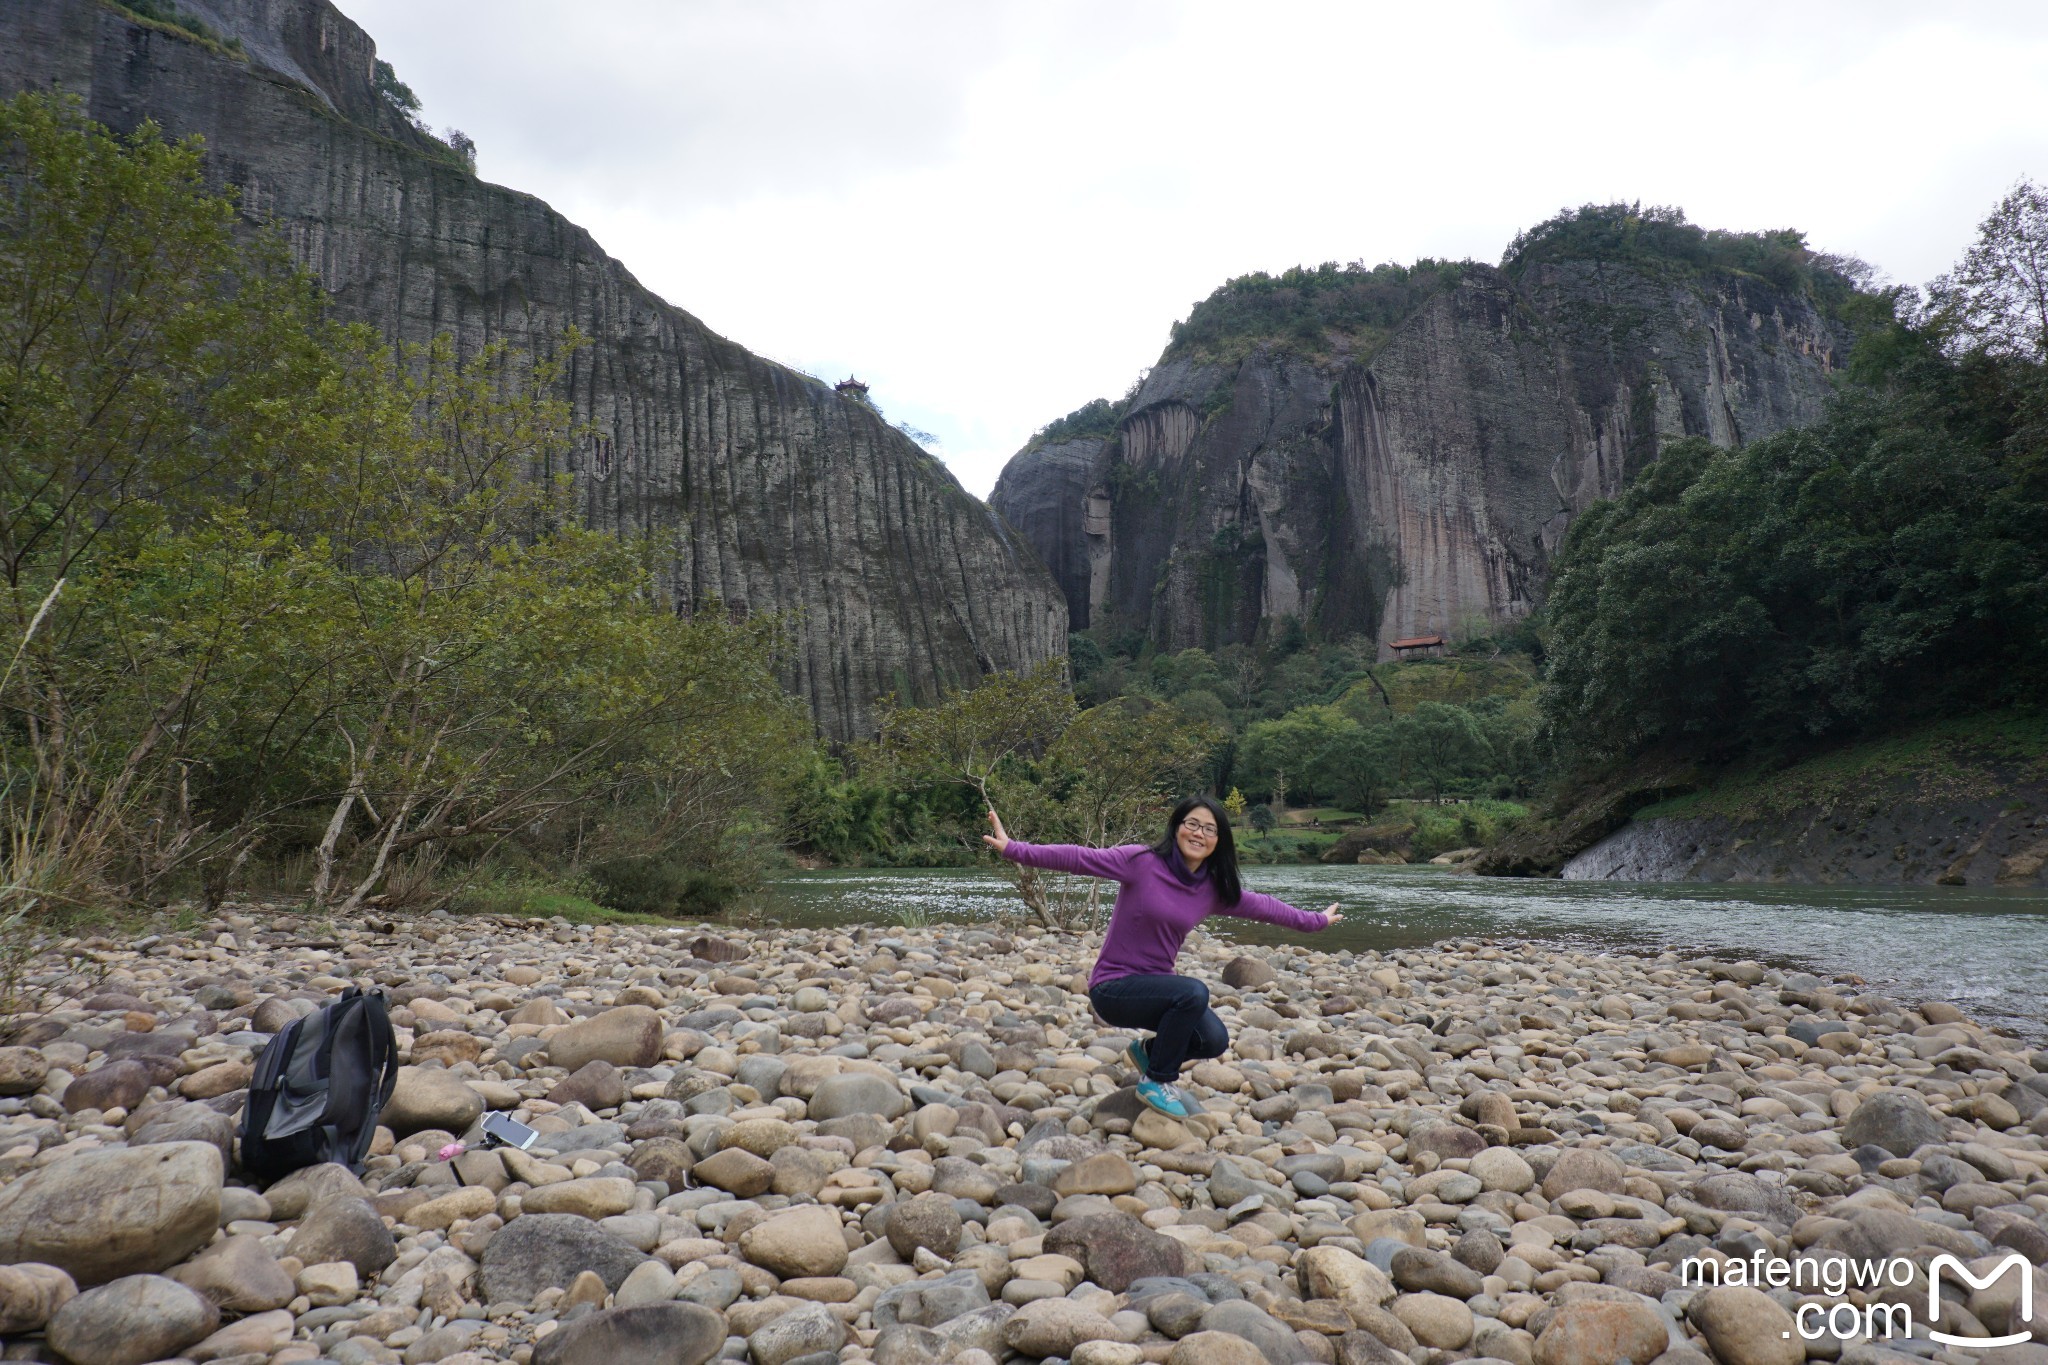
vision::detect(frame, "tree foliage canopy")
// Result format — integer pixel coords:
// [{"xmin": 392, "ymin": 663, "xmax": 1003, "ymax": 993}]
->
[
  {"xmin": 1541, "ymin": 189, "xmax": 2048, "ymax": 766},
  {"xmin": 0, "ymin": 94, "xmax": 806, "ymax": 918},
  {"xmin": 1930, "ymin": 179, "xmax": 2048, "ymax": 364},
  {"xmin": 1502, "ymin": 202, "xmax": 1868, "ymax": 316},
  {"xmin": 1165, "ymin": 259, "xmax": 1470, "ymax": 363}
]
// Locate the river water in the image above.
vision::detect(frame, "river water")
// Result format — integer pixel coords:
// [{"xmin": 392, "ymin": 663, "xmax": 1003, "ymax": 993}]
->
[{"xmin": 762, "ymin": 864, "xmax": 2048, "ymax": 1039}]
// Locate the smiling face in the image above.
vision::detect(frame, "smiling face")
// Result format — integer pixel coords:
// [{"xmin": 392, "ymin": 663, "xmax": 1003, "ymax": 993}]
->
[{"xmin": 1175, "ymin": 809, "xmax": 1220, "ymax": 869}]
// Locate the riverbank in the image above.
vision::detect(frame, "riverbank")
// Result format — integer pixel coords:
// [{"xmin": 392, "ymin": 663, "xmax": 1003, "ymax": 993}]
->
[
  {"xmin": 1482, "ymin": 714, "xmax": 2048, "ymax": 888},
  {"xmin": 0, "ymin": 912, "xmax": 2044, "ymax": 1364}
]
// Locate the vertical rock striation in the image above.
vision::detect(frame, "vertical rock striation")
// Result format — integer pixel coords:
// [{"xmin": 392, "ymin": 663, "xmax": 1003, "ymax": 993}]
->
[
  {"xmin": 994, "ymin": 257, "xmax": 1849, "ymax": 656},
  {"xmin": 3, "ymin": 0, "xmax": 1066, "ymax": 738}
]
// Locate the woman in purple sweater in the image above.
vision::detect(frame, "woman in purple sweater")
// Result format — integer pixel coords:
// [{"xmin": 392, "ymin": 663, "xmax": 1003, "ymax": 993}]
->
[{"xmin": 983, "ymin": 795, "xmax": 1341, "ymax": 1118}]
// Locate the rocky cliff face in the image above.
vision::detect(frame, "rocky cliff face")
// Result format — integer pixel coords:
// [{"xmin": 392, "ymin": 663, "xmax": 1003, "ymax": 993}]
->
[
  {"xmin": 994, "ymin": 255, "xmax": 1850, "ymax": 655},
  {"xmin": 4, "ymin": 0, "xmax": 1066, "ymax": 738}
]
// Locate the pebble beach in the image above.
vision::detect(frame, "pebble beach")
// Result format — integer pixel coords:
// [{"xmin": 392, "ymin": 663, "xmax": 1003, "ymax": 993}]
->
[{"xmin": 0, "ymin": 910, "xmax": 2045, "ymax": 1365}]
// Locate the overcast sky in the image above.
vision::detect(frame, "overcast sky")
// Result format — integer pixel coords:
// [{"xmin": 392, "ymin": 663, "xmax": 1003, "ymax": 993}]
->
[{"xmin": 339, "ymin": 1, "xmax": 2048, "ymax": 497}]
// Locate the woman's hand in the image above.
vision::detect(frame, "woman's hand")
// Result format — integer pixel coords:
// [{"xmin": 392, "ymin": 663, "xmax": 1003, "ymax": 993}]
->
[
  {"xmin": 1319, "ymin": 904, "xmax": 1343, "ymax": 928},
  {"xmin": 982, "ymin": 808, "xmax": 1010, "ymax": 854}
]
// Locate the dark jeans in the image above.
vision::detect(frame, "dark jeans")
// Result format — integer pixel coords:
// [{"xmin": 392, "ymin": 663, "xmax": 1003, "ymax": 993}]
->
[{"xmin": 1090, "ymin": 974, "xmax": 1228, "ymax": 1083}]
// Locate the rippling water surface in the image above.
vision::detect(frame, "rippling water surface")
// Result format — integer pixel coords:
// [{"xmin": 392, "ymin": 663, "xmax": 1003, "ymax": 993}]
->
[{"xmin": 764, "ymin": 864, "xmax": 2048, "ymax": 1038}]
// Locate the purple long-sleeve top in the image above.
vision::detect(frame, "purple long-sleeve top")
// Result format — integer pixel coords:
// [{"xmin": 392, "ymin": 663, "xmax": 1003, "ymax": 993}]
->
[{"xmin": 1000, "ymin": 840, "xmax": 1328, "ymax": 988}]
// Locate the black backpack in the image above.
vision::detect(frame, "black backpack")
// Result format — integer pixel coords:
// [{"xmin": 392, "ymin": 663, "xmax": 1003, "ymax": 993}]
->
[{"xmin": 239, "ymin": 986, "xmax": 399, "ymax": 1182}]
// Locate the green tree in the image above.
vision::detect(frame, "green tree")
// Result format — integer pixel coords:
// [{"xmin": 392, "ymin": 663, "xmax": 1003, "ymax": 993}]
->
[
  {"xmin": 1313, "ymin": 723, "xmax": 1398, "ymax": 816},
  {"xmin": 873, "ymin": 661, "xmax": 1078, "ymax": 923},
  {"xmin": 0, "ymin": 94, "xmax": 808, "ymax": 919},
  {"xmin": 1396, "ymin": 703, "xmax": 1491, "ymax": 804},
  {"xmin": 874, "ymin": 660, "xmax": 1075, "ymax": 802},
  {"xmin": 1929, "ymin": 178, "xmax": 2048, "ymax": 363},
  {"xmin": 1042, "ymin": 698, "xmax": 1217, "ymax": 925},
  {"xmin": 374, "ymin": 59, "xmax": 425, "ymax": 127},
  {"xmin": 0, "ymin": 94, "xmax": 331, "ymax": 904},
  {"xmin": 1540, "ymin": 180, "xmax": 2048, "ymax": 767},
  {"xmin": 1238, "ymin": 705, "xmax": 1350, "ymax": 802}
]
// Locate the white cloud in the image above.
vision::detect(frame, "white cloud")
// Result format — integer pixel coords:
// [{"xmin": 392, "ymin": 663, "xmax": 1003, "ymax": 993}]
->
[{"xmin": 340, "ymin": 0, "xmax": 2048, "ymax": 495}]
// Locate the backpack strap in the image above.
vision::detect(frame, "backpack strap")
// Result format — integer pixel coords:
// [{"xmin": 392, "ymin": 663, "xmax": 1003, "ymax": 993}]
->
[{"xmin": 363, "ymin": 989, "xmax": 399, "ymax": 1110}]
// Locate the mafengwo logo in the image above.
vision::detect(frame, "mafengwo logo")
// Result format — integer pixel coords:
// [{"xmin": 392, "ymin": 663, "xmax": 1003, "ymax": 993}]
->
[
  {"xmin": 1682, "ymin": 1250, "xmax": 2041, "ymax": 1345},
  {"xmin": 1928, "ymin": 1251, "xmax": 2035, "ymax": 1349}
]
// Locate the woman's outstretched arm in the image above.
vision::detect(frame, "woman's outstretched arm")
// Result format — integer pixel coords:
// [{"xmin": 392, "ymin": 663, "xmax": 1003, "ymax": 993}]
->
[
  {"xmin": 983, "ymin": 809, "xmax": 1143, "ymax": 881},
  {"xmin": 1219, "ymin": 890, "xmax": 1344, "ymax": 933}
]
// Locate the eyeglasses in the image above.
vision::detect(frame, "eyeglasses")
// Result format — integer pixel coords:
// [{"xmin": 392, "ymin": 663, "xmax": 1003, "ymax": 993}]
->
[{"xmin": 1180, "ymin": 821, "xmax": 1219, "ymax": 837}]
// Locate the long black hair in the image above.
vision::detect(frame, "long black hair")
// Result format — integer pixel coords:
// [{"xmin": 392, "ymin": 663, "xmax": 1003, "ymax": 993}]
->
[{"xmin": 1152, "ymin": 794, "xmax": 1241, "ymax": 906}]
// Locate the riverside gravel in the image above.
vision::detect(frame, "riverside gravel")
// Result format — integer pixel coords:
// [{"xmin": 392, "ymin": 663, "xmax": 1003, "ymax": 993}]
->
[{"xmin": 0, "ymin": 909, "xmax": 2046, "ymax": 1365}]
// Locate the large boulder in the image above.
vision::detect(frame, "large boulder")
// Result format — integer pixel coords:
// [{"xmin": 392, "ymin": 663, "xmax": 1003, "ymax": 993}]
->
[
  {"xmin": 286, "ymin": 1196, "xmax": 397, "ymax": 1278},
  {"xmin": 60, "ymin": 1059, "xmax": 155, "ymax": 1114},
  {"xmin": 874, "ymin": 1268, "xmax": 990, "ymax": 1330},
  {"xmin": 1689, "ymin": 1173, "xmax": 1798, "ymax": 1228},
  {"xmin": 1534, "ymin": 1298, "xmax": 1671, "ymax": 1365},
  {"xmin": 1406, "ymin": 1121, "xmax": 1486, "ymax": 1162},
  {"xmin": 480, "ymin": 1213, "xmax": 651, "ymax": 1303},
  {"xmin": 531, "ymin": 1302, "xmax": 727, "ymax": 1365},
  {"xmin": 747, "ymin": 1300, "xmax": 847, "ymax": 1365},
  {"xmin": 260, "ymin": 1163, "xmax": 368, "ymax": 1219},
  {"xmin": 0, "ymin": 1141, "xmax": 220, "ymax": 1285},
  {"xmin": 885, "ymin": 1193, "xmax": 964, "ymax": 1260},
  {"xmin": 807, "ymin": 1072, "xmax": 909, "ymax": 1121},
  {"xmin": 738, "ymin": 1205, "xmax": 847, "ymax": 1279},
  {"xmin": 1298, "ymin": 1245, "xmax": 1396, "ymax": 1314},
  {"xmin": 521, "ymin": 1177, "xmax": 638, "ymax": 1219},
  {"xmin": 1687, "ymin": 1286, "xmax": 1802, "ymax": 1365},
  {"xmin": 0, "ymin": 1047, "xmax": 49, "ymax": 1095},
  {"xmin": 381, "ymin": 1066, "xmax": 485, "ymax": 1135},
  {"xmin": 168, "ymin": 1233, "xmax": 295, "ymax": 1312},
  {"xmin": 1198, "ymin": 1300, "xmax": 1310, "ymax": 1361},
  {"xmin": 1004, "ymin": 1298, "xmax": 1122, "ymax": 1356},
  {"xmin": 1045, "ymin": 1211, "xmax": 1187, "ymax": 1292},
  {"xmin": 1469, "ymin": 1146, "xmax": 1535, "ymax": 1194},
  {"xmin": 182, "ymin": 1309, "xmax": 295, "ymax": 1361},
  {"xmin": 1391, "ymin": 1291, "xmax": 1474, "ymax": 1350},
  {"xmin": 1169, "ymin": 1332, "xmax": 1270, "ymax": 1365},
  {"xmin": 1843, "ymin": 1089, "xmax": 1947, "ymax": 1156},
  {"xmin": 1539, "ymin": 1147, "xmax": 1627, "ymax": 1200},
  {"xmin": 547, "ymin": 1060, "xmax": 626, "ymax": 1111},
  {"xmin": 549, "ymin": 1006, "xmax": 663, "ymax": 1071},
  {"xmin": 0, "ymin": 1263, "xmax": 77, "ymax": 1333},
  {"xmin": 1220, "ymin": 956, "xmax": 1278, "ymax": 990},
  {"xmin": 692, "ymin": 1147, "xmax": 774, "ymax": 1198},
  {"xmin": 47, "ymin": 1274, "xmax": 219, "ymax": 1365},
  {"xmin": 129, "ymin": 1101, "xmax": 236, "ymax": 1165}
]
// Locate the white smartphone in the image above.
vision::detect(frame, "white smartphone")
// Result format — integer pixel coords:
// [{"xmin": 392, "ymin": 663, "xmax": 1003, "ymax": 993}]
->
[{"xmin": 480, "ymin": 1112, "xmax": 540, "ymax": 1151}]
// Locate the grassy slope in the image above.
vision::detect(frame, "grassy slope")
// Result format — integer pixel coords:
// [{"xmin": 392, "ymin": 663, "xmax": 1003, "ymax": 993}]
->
[
  {"xmin": 1632, "ymin": 711, "xmax": 2048, "ymax": 824},
  {"xmin": 1339, "ymin": 656, "xmax": 1538, "ymax": 714}
]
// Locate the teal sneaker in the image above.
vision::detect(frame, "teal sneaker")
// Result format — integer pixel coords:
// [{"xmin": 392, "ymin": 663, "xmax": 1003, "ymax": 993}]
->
[
  {"xmin": 1135, "ymin": 1078, "xmax": 1192, "ymax": 1119},
  {"xmin": 1125, "ymin": 1037, "xmax": 1150, "ymax": 1076}
]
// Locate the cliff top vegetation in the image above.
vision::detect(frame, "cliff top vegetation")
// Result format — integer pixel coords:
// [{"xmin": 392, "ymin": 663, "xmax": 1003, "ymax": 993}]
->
[
  {"xmin": 1011, "ymin": 396, "xmax": 1127, "ymax": 459},
  {"xmin": 1158, "ymin": 205, "xmax": 1879, "ymax": 370},
  {"xmin": 1503, "ymin": 202, "xmax": 1871, "ymax": 317},
  {"xmin": 100, "ymin": 0, "xmax": 243, "ymax": 56},
  {"xmin": 1162, "ymin": 258, "xmax": 1470, "ymax": 366}
]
